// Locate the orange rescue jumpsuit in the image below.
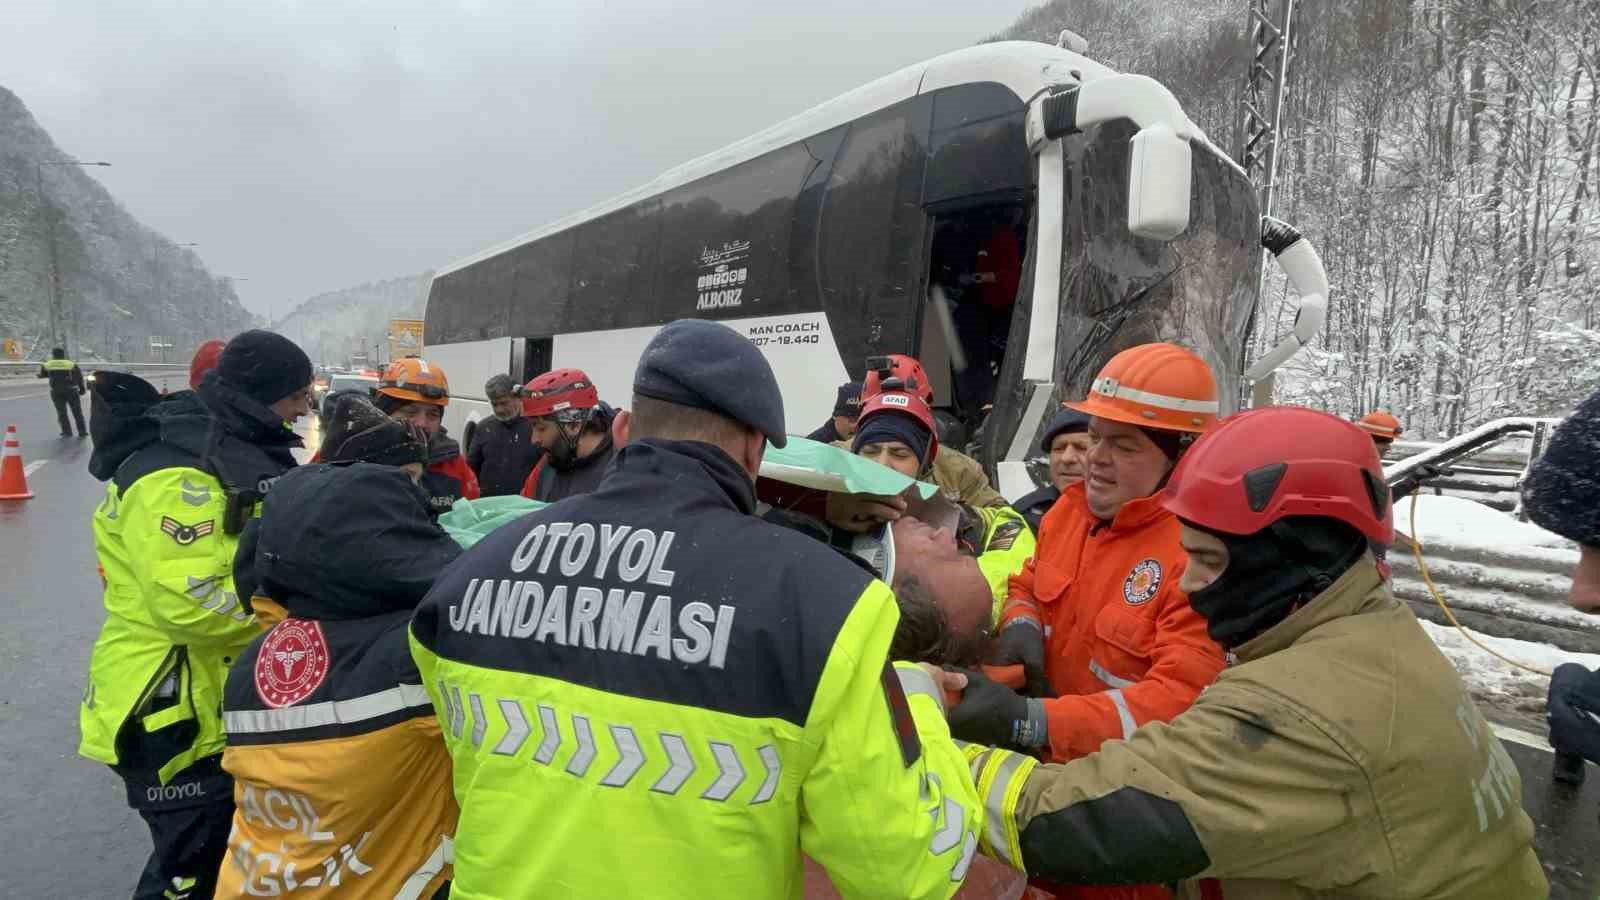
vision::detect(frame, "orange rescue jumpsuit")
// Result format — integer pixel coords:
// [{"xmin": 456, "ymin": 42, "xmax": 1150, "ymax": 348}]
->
[{"xmin": 1001, "ymin": 482, "xmax": 1227, "ymax": 900}]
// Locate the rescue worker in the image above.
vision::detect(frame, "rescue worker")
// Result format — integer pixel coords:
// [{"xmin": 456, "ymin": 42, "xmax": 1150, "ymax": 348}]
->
[
  {"xmin": 374, "ymin": 357, "xmax": 480, "ymax": 516},
  {"xmin": 410, "ymin": 319, "xmax": 982, "ymax": 899},
  {"xmin": 954, "ymin": 406, "xmax": 1548, "ymax": 898},
  {"xmin": 806, "ymin": 380, "xmax": 863, "ymax": 443},
  {"xmin": 1522, "ymin": 386, "xmax": 1600, "ymax": 763},
  {"xmin": 516, "ymin": 367, "xmax": 617, "ymax": 502},
  {"xmin": 956, "ymin": 343, "xmax": 1227, "ymax": 900},
  {"xmin": 37, "ymin": 345, "xmax": 87, "ymax": 436},
  {"xmin": 831, "ymin": 353, "xmax": 1005, "ymax": 510},
  {"xmin": 1011, "ymin": 408, "xmax": 1091, "ymax": 533},
  {"xmin": 467, "ymin": 373, "xmax": 543, "ymax": 496},
  {"xmin": 79, "ymin": 329, "xmax": 312, "ymax": 900},
  {"xmin": 218, "ymin": 395, "xmax": 460, "ymax": 899},
  {"xmin": 1357, "ymin": 409, "xmax": 1403, "ymax": 456},
  {"xmin": 844, "ymin": 389, "xmax": 1034, "ymax": 623}
]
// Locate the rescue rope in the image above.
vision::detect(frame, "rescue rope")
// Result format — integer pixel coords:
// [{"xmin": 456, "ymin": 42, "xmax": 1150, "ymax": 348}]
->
[{"xmin": 1405, "ymin": 490, "xmax": 1553, "ymax": 677}]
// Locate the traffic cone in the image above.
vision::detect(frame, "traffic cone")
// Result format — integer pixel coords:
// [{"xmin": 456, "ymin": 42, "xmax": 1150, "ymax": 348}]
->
[{"xmin": 0, "ymin": 424, "xmax": 35, "ymax": 500}]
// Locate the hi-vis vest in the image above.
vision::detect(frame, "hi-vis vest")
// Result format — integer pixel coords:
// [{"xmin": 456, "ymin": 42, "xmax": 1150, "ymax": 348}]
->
[
  {"xmin": 80, "ymin": 448, "xmax": 258, "ymax": 784},
  {"xmin": 409, "ymin": 439, "xmax": 983, "ymax": 899},
  {"xmin": 41, "ymin": 357, "xmax": 80, "ymax": 392}
]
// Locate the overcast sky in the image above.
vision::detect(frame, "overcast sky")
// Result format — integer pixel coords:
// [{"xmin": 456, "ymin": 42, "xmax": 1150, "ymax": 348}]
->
[{"xmin": 3, "ymin": 0, "xmax": 1036, "ymax": 319}]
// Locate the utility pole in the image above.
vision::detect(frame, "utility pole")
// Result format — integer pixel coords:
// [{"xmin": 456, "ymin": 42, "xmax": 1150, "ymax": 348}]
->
[
  {"xmin": 1237, "ymin": 0, "xmax": 1297, "ymax": 405},
  {"xmin": 33, "ymin": 159, "xmax": 111, "ymax": 355}
]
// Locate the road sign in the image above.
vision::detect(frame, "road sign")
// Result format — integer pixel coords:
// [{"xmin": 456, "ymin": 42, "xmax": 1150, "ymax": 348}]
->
[
  {"xmin": 388, "ymin": 319, "xmax": 424, "ymax": 361},
  {"xmin": 2, "ymin": 339, "xmax": 19, "ymax": 360}
]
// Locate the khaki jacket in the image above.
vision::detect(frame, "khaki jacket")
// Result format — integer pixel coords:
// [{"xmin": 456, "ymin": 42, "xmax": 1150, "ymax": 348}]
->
[{"xmin": 971, "ymin": 558, "xmax": 1547, "ymax": 898}]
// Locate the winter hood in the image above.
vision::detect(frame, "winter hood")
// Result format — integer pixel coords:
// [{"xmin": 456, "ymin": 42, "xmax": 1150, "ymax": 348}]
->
[{"xmin": 251, "ymin": 463, "xmax": 461, "ymax": 620}]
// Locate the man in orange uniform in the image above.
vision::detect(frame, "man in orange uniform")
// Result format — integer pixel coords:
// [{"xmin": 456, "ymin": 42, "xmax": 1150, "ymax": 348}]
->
[
  {"xmin": 373, "ymin": 357, "xmax": 480, "ymax": 516},
  {"xmin": 947, "ymin": 343, "xmax": 1229, "ymax": 900}
]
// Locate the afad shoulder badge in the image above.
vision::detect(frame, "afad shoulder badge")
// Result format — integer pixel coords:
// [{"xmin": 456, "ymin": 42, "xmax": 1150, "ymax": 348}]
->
[
  {"xmin": 1122, "ymin": 558, "xmax": 1163, "ymax": 605},
  {"xmin": 255, "ymin": 619, "xmax": 331, "ymax": 708}
]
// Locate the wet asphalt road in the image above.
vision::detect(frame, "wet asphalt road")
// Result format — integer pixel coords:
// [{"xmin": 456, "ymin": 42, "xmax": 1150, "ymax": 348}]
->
[{"xmin": 0, "ymin": 373, "xmax": 1594, "ymax": 897}]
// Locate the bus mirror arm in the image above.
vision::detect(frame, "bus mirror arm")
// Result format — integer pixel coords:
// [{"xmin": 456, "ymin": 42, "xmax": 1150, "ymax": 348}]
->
[
  {"xmin": 1026, "ymin": 75, "xmax": 1196, "ymax": 241},
  {"xmin": 1244, "ymin": 216, "xmax": 1329, "ymax": 383}
]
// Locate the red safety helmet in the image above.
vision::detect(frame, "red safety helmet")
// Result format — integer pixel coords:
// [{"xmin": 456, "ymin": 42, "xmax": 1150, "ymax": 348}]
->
[
  {"xmin": 1162, "ymin": 406, "xmax": 1393, "ymax": 545},
  {"xmin": 861, "ymin": 354, "xmax": 935, "ymax": 406},
  {"xmin": 855, "ymin": 390, "xmax": 940, "ymax": 466},
  {"xmin": 521, "ymin": 368, "xmax": 600, "ymax": 422}
]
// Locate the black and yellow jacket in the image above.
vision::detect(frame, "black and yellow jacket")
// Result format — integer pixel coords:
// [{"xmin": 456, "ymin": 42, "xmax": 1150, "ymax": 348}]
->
[
  {"xmin": 79, "ymin": 372, "xmax": 300, "ymax": 785},
  {"xmin": 37, "ymin": 356, "xmax": 85, "ymax": 394},
  {"xmin": 219, "ymin": 463, "xmax": 462, "ymax": 898},
  {"xmin": 410, "ymin": 438, "xmax": 982, "ymax": 899}
]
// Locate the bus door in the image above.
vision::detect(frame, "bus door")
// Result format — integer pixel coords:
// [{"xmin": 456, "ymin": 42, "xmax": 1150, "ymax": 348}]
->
[{"xmin": 919, "ymin": 196, "xmax": 1032, "ymax": 452}]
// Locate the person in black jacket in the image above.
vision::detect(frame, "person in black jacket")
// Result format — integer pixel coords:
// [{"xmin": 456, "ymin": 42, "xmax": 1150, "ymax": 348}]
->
[
  {"xmin": 806, "ymin": 381, "xmax": 863, "ymax": 444},
  {"xmin": 1011, "ymin": 407, "xmax": 1090, "ymax": 533},
  {"xmin": 468, "ymin": 374, "xmax": 542, "ymax": 496},
  {"xmin": 37, "ymin": 346, "xmax": 87, "ymax": 436},
  {"xmin": 1523, "ymin": 387, "xmax": 1600, "ymax": 765}
]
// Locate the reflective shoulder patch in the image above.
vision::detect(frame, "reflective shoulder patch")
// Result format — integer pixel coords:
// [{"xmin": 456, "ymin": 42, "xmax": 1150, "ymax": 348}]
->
[
  {"xmin": 160, "ymin": 516, "xmax": 215, "ymax": 546},
  {"xmin": 881, "ymin": 661, "xmax": 922, "ymax": 768},
  {"xmin": 987, "ymin": 519, "xmax": 1025, "ymax": 552}
]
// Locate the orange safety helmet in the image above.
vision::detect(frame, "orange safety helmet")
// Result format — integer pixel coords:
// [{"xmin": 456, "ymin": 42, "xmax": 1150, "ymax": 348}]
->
[
  {"xmin": 1356, "ymin": 410, "xmax": 1402, "ymax": 442},
  {"xmin": 1067, "ymin": 342, "xmax": 1218, "ymax": 433},
  {"xmin": 377, "ymin": 357, "xmax": 450, "ymax": 407}
]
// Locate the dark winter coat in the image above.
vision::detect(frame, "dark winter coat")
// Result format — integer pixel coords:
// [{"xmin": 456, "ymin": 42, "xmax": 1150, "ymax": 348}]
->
[
  {"xmin": 519, "ymin": 433, "xmax": 616, "ymax": 503},
  {"xmin": 1523, "ymin": 387, "xmax": 1600, "ymax": 547},
  {"xmin": 467, "ymin": 415, "xmax": 543, "ymax": 497},
  {"xmin": 1012, "ymin": 484, "xmax": 1060, "ymax": 534}
]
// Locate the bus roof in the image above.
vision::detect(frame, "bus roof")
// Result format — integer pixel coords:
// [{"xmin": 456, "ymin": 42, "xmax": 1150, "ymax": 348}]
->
[{"xmin": 435, "ymin": 40, "xmax": 1236, "ymax": 280}]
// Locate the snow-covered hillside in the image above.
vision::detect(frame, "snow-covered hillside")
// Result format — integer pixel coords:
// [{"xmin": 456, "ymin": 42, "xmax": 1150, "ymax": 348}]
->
[{"xmin": 270, "ymin": 272, "xmax": 431, "ymax": 368}]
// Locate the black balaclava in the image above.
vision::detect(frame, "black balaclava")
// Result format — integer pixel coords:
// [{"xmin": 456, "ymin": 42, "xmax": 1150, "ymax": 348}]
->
[
  {"xmin": 853, "ymin": 411, "xmax": 933, "ymax": 473},
  {"xmin": 1185, "ymin": 516, "xmax": 1368, "ymax": 649}
]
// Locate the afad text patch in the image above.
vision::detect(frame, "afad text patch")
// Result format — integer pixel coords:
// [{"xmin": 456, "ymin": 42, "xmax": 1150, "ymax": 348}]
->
[
  {"xmin": 255, "ymin": 618, "xmax": 331, "ymax": 708},
  {"xmin": 160, "ymin": 516, "xmax": 215, "ymax": 546},
  {"xmin": 1122, "ymin": 558, "xmax": 1163, "ymax": 605}
]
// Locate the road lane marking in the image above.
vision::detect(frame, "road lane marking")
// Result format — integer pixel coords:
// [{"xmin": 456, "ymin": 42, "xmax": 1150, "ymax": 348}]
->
[
  {"xmin": 1492, "ymin": 722, "xmax": 1551, "ymax": 753},
  {"xmin": 23, "ymin": 460, "xmax": 48, "ymax": 477},
  {"xmin": 0, "ymin": 390, "xmax": 51, "ymax": 403}
]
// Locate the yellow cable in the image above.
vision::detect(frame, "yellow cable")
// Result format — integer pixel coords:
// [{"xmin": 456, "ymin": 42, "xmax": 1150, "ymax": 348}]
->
[{"xmin": 1406, "ymin": 490, "xmax": 1553, "ymax": 677}]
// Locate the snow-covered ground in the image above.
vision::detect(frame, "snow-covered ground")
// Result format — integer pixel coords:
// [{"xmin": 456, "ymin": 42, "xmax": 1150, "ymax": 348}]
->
[
  {"xmin": 1394, "ymin": 493, "xmax": 1569, "ymax": 549},
  {"xmin": 1392, "ymin": 495, "xmax": 1593, "ymax": 735},
  {"xmin": 1421, "ymin": 620, "xmax": 1600, "ymax": 735}
]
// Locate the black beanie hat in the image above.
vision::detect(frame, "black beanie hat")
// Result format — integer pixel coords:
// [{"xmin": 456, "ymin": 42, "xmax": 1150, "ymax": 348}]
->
[
  {"xmin": 320, "ymin": 393, "xmax": 428, "ymax": 468},
  {"xmin": 1040, "ymin": 408, "xmax": 1090, "ymax": 454},
  {"xmin": 216, "ymin": 329, "xmax": 313, "ymax": 407},
  {"xmin": 1139, "ymin": 426, "xmax": 1191, "ymax": 461},
  {"xmin": 833, "ymin": 381, "xmax": 864, "ymax": 418},
  {"xmin": 853, "ymin": 410, "xmax": 934, "ymax": 470}
]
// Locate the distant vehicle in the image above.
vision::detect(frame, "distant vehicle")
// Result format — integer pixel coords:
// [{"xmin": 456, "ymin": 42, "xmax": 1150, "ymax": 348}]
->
[
  {"xmin": 318, "ymin": 374, "xmax": 379, "ymax": 422},
  {"xmin": 422, "ymin": 40, "xmax": 1324, "ymax": 497}
]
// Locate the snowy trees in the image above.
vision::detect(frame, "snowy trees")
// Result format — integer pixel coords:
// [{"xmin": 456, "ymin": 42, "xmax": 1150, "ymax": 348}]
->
[
  {"xmin": 0, "ymin": 86, "xmax": 257, "ymax": 361},
  {"xmin": 996, "ymin": 0, "xmax": 1600, "ymax": 435}
]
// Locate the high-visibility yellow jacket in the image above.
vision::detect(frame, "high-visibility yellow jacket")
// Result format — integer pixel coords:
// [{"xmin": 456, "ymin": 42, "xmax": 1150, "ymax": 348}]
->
[
  {"xmin": 410, "ymin": 438, "xmax": 984, "ymax": 899},
  {"xmin": 79, "ymin": 375, "xmax": 300, "ymax": 784}
]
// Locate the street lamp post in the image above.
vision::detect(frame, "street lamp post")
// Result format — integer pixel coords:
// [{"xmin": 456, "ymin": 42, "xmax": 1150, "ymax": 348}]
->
[
  {"xmin": 150, "ymin": 241, "xmax": 198, "ymax": 362},
  {"xmin": 34, "ymin": 159, "xmax": 111, "ymax": 355}
]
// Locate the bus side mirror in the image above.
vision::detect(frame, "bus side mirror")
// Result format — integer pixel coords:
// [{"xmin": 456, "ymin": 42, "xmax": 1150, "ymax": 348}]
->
[{"xmin": 1127, "ymin": 125, "xmax": 1191, "ymax": 241}]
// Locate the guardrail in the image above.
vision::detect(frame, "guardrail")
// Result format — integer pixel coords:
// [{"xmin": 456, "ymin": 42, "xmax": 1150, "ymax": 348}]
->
[
  {"xmin": 1388, "ymin": 537, "xmax": 1597, "ymax": 654},
  {"xmin": 0, "ymin": 361, "xmax": 189, "ymax": 381}
]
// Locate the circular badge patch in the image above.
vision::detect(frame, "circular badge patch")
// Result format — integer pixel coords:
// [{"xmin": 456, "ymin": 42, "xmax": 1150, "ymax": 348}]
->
[
  {"xmin": 1122, "ymin": 559, "xmax": 1164, "ymax": 605},
  {"xmin": 255, "ymin": 618, "xmax": 330, "ymax": 708}
]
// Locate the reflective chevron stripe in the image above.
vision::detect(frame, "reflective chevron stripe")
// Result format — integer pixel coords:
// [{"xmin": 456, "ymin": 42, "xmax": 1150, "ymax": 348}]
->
[
  {"xmin": 439, "ymin": 682, "xmax": 795, "ymax": 805},
  {"xmin": 971, "ymin": 747, "xmax": 1038, "ymax": 870},
  {"xmin": 653, "ymin": 733, "xmax": 695, "ymax": 795}
]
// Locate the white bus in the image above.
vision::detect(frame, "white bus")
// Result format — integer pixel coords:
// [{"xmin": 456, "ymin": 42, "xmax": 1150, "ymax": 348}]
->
[{"xmin": 422, "ymin": 40, "xmax": 1323, "ymax": 498}]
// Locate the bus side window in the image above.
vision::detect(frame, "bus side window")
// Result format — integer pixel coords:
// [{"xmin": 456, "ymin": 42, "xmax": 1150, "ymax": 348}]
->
[{"xmin": 819, "ymin": 97, "xmax": 930, "ymax": 366}]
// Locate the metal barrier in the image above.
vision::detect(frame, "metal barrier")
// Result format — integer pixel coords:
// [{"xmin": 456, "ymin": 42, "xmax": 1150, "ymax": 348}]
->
[{"xmin": 1383, "ymin": 417, "xmax": 1562, "ymax": 517}]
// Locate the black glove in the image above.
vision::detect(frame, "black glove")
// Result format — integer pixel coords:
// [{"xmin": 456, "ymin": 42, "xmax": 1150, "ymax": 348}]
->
[
  {"xmin": 1547, "ymin": 663, "xmax": 1600, "ymax": 763},
  {"xmin": 990, "ymin": 620, "xmax": 1052, "ymax": 698},
  {"xmin": 947, "ymin": 667, "xmax": 1047, "ymax": 750}
]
